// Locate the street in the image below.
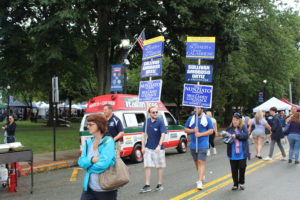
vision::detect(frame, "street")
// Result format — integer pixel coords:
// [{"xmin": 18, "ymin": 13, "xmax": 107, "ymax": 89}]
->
[{"xmin": 0, "ymin": 140, "xmax": 299, "ymax": 200}]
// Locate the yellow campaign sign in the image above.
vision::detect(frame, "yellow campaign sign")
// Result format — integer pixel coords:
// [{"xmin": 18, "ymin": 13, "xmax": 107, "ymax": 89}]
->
[
  {"xmin": 144, "ymin": 36, "xmax": 165, "ymax": 45},
  {"xmin": 187, "ymin": 37, "xmax": 216, "ymax": 43}
]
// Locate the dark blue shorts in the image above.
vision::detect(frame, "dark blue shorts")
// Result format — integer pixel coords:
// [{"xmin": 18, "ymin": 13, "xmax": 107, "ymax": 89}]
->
[{"xmin": 190, "ymin": 148, "xmax": 208, "ymax": 161}]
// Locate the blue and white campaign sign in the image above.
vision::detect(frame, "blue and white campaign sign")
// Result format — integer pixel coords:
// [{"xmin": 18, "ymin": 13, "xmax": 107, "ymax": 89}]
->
[
  {"xmin": 186, "ymin": 37, "xmax": 216, "ymax": 60},
  {"xmin": 110, "ymin": 65, "xmax": 123, "ymax": 92},
  {"xmin": 186, "ymin": 64, "xmax": 213, "ymax": 83},
  {"xmin": 182, "ymin": 84, "xmax": 213, "ymax": 108},
  {"xmin": 138, "ymin": 80, "xmax": 162, "ymax": 102},
  {"xmin": 141, "ymin": 59, "xmax": 163, "ymax": 78},
  {"xmin": 142, "ymin": 36, "xmax": 164, "ymax": 61}
]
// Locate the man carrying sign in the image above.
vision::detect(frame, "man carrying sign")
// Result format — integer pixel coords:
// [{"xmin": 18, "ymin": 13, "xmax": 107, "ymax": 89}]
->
[
  {"xmin": 140, "ymin": 106, "xmax": 166, "ymax": 193},
  {"xmin": 184, "ymin": 107, "xmax": 214, "ymax": 190}
]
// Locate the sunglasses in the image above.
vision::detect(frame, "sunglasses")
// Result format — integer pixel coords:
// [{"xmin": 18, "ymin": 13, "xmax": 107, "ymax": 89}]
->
[{"xmin": 151, "ymin": 111, "xmax": 158, "ymax": 114}]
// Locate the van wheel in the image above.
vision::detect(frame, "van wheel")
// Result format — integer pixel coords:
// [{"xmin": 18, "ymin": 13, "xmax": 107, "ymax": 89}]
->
[
  {"xmin": 177, "ymin": 137, "xmax": 187, "ymax": 153},
  {"xmin": 131, "ymin": 143, "xmax": 143, "ymax": 163}
]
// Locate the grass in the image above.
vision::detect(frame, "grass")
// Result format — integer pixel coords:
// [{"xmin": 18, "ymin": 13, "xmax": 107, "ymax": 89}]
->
[{"xmin": 0, "ymin": 121, "xmax": 81, "ymax": 154}]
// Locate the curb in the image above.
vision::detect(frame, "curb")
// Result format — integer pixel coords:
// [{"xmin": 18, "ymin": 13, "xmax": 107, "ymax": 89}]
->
[{"xmin": 20, "ymin": 158, "xmax": 78, "ymax": 175}]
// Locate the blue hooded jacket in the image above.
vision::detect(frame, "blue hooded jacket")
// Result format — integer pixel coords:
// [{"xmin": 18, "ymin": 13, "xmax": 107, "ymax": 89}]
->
[
  {"xmin": 78, "ymin": 136, "xmax": 116, "ymax": 191},
  {"xmin": 226, "ymin": 125, "xmax": 249, "ymax": 159}
]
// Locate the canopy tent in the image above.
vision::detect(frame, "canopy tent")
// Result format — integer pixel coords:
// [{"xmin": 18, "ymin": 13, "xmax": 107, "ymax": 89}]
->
[
  {"xmin": 253, "ymin": 97, "xmax": 292, "ymax": 112},
  {"xmin": 280, "ymin": 98, "xmax": 300, "ymax": 111}
]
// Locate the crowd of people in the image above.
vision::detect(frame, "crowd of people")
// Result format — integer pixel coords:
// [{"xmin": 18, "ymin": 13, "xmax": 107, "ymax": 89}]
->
[{"xmin": 77, "ymin": 104, "xmax": 299, "ymax": 200}]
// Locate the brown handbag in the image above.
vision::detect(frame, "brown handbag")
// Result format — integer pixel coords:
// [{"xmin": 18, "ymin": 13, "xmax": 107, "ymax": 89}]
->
[{"xmin": 98, "ymin": 138, "xmax": 130, "ymax": 190}]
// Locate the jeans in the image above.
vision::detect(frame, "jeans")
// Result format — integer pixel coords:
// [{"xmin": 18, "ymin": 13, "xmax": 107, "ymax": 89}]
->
[
  {"xmin": 268, "ymin": 139, "xmax": 286, "ymax": 157},
  {"xmin": 288, "ymin": 134, "xmax": 300, "ymax": 161},
  {"xmin": 81, "ymin": 188, "xmax": 117, "ymax": 200}
]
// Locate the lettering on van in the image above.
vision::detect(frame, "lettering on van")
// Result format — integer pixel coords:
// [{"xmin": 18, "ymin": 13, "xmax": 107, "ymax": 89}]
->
[
  {"xmin": 89, "ymin": 101, "xmax": 115, "ymax": 108},
  {"xmin": 125, "ymin": 101, "xmax": 159, "ymax": 108}
]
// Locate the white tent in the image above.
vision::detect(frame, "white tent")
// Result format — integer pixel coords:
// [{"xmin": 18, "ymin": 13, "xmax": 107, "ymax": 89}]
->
[{"xmin": 253, "ymin": 97, "xmax": 292, "ymax": 112}]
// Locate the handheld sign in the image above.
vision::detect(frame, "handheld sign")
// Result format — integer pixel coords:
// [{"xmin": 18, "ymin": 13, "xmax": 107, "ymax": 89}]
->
[
  {"xmin": 110, "ymin": 65, "xmax": 123, "ymax": 92},
  {"xmin": 182, "ymin": 84, "xmax": 213, "ymax": 108},
  {"xmin": 186, "ymin": 37, "xmax": 216, "ymax": 60},
  {"xmin": 142, "ymin": 36, "xmax": 164, "ymax": 61},
  {"xmin": 186, "ymin": 64, "xmax": 213, "ymax": 83},
  {"xmin": 138, "ymin": 80, "xmax": 162, "ymax": 102},
  {"xmin": 141, "ymin": 59, "xmax": 163, "ymax": 78}
]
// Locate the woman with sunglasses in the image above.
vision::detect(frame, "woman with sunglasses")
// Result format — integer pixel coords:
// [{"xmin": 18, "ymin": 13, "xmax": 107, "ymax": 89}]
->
[
  {"xmin": 2, "ymin": 115, "xmax": 16, "ymax": 143},
  {"xmin": 78, "ymin": 114, "xmax": 117, "ymax": 200},
  {"xmin": 225, "ymin": 113, "xmax": 249, "ymax": 190}
]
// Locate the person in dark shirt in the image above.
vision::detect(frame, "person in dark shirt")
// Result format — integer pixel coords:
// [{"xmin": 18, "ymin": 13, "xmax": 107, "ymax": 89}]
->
[
  {"xmin": 285, "ymin": 112, "xmax": 300, "ymax": 164},
  {"xmin": 103, "ymin": 104, "xmax": 124, "ymax": 157},
  {"xmin": 2, "ymin": 115, "xmax": 16, "ymax": 143},
  {"xmin": 140, "ymin": 106, "xmax": 166, "ymax": 193}
]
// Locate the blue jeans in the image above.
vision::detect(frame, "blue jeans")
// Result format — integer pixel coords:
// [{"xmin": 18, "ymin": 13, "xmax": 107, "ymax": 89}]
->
[{"xmin": 288, "ymin": 134, "xmax": 300, "ymax": 161}]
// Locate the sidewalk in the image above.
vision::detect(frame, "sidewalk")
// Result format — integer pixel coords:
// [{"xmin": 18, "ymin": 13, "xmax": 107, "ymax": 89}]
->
[{"xmin": 19, "ymin": 149, "xmax": 79, "ymax": 175}]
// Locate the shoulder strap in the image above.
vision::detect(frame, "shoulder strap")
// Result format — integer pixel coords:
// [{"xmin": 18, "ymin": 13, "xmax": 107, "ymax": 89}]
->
[{"xmin": 98, "ymin": 136, "xmax": 110, "ymax": 147}]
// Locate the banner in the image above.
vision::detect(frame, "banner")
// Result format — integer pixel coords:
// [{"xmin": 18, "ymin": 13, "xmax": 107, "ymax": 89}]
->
[
  {"xmin": 110, "ymin": 65, "xmax": 123, "ymax": 92},
  {"xmin": 142, "ymin": 36, "xmax": 164, "ymax": 61},
  {"xmin": 141, "ymin": 59, "xmax": 163, "ymax": 78},
  {"xmin": 258, "ymin": 91, "xmax": 264, "ymax": 103},
  {"xmin": 186, "ymin": 64, "xmax": 213, "ymax": 83},
  {"xmin": 186, "ymin": 37, "xmax": 216, "ymax": 60},
  {"xmin": 138, "ymin": 80, "xmax": 162, "ymax": 102},
  {"xmin": 182, "ymin": 84, "xmax": 213, "ymax": 108}
]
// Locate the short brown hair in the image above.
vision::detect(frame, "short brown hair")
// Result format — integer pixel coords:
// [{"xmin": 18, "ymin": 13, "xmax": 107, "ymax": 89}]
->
[
  {"xmin": 148, "ymin": 106, "xmax": 157, "ymax": 113},
  {"xmin": 87, "ymin": 114, "xmax": 107, "ymax": 134},
  {"xmin": 104, "ymin": 104, "xmax": 113, "ymax": 110},
  {"xmin": 270, "ymin": 107, "xmax": 277, "ymax": 113}
]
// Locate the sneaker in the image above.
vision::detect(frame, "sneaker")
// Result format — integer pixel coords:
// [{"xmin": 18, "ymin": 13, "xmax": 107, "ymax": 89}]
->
[
  {"xmin": 288, "ymin": 159, "xmax": 292, "ymax": 163},
  {"xmin": 281, "ymin": 157, "xmax": 287, "ymax": 161},
  {"xmin": 196, "ymin": 181, "xmax": 203, "ymax": 190},
  {"xmin": 263, "ymin": 157, "xmax": 272, "ymax": 161},
  {"xmin": 140, "ymin": 185, "xmax": 152, "ymax": 193},
  {"xmin": 213, "ymin": 148, "xmax": 217, "ymax": 155},
  {"xmin": 240, "ymin": 184, "xmax": 245, "ymax": 190},
  {"xmin": 207, "ymin": 150, "xmax": 211, "ymax": 156},
  {"xmin": 155, "ymin": 184, "xmax": 164, "ymax": 191},
  {"xmin": 295, "ymin": 161, "xmax": 299, "ymax": 164}
]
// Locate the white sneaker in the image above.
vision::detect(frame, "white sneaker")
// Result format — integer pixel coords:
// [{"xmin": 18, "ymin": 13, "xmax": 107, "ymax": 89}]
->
[
  {"xmin": 213, "ymin": 148, "xmax": 217, "ymax": 155},
  {"xmin": 263, "ymin": 157, "xmax": 272, "ymax": 161},
  {"xmin": 207, "ymin": 150, "xmax": 211, "ymax": 156},
  {"xmin": 196, "ymin": 181, "xmax": 203, "ymax": 190},
  {"xmin": 281, "ymin": 157, "xmax": 287, "ymax": 161}
]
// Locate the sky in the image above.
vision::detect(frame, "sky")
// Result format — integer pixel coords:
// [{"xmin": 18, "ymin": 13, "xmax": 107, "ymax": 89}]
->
[{"xmin": 278, "ymin": 0, "xmax": 300, "ymax": 11}]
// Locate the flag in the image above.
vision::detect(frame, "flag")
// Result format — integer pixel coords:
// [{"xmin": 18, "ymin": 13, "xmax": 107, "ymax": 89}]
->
[{"xmin": 137, "ymin": 29, "xmax": 146, "ymax": 50}]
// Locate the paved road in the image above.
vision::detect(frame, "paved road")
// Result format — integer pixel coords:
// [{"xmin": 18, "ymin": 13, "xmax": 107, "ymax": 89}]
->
[{"xmin": 1, "ymin": 139, "xmax": 298, "ymax": 200}]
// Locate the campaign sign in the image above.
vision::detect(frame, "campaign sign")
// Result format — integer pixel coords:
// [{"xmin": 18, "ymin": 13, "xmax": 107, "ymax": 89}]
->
[
  {"xmin": 141, "ymin": 59, "xmax": 163, "ymax": 78},
  {"xmin": 258, "ymin": 91, "xmax": 264, "ymax": 103},
  {"xmin": 186, "ymin": 37, "xmax": 215, "ymax": 60},
  {"xmin": 186, "ymin": 64, "xmax": 213, "ymax": 83},
  {"xmin": 142, "ymin": 36, "xmax": 164, "ymax": 61},
  {"xmin": 182, "ymin": 84, "xmax": 213, "ymax": 108},
  {"xmin": 138, "ymin": 80, "xmax": 162, "ymax": 102},
  {"xmin": 110, "ymin": 65, "xmax": 123, "ymax": 92}
]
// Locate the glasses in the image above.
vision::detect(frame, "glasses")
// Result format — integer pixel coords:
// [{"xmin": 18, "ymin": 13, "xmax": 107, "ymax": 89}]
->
[
  {"xmin": 8, "ymin": 118, "xmax": 13, "ymax": 120},
  {"xmin": 87, "ymin": 123, "xmax": 96, "ymax": 127},
  {"xmin": 151, "ymin": 111, "xmax": 158, "ymax": 114}
]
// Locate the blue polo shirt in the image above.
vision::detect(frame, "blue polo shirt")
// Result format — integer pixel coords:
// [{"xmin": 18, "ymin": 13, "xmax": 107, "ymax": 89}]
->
[
  {"xmin": 143, "ymin": 117, "xmax": 167, "ymax": 150},
  {"xmin": 185, "ymin": 116, "xmax": 214, "ymax": 150}
]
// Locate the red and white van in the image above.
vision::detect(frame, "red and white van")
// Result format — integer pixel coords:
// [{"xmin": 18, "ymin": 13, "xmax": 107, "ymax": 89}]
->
[{"xmin": 79, "ymin": 94, "xmax": 187, "ymax": 162}]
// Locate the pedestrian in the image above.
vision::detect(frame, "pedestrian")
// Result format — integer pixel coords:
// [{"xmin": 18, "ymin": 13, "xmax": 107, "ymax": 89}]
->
[
  {"xmin": 265, "ymin": 111, "xmax": 272, "ymax": 144},
  {"xmin": 225, "ymin": 113, "xmax": 249, "ymax": 190},
  {"xmin": 78, "ymin": 114, "xmax": 117, "ymax": 200},
  {"xmin": 140, "ymin": 106, "xmax": 167, "ymax": 193},
  {"xmin": 103, "ymin": 104, "xmax": 124, "ymax": 155},
  {"xmin": 184, "ymin": 107, "xmax": 214, "ymax": 190},
  {"xmin": 248, "ymin": 110, "xmax": 271, "ymax": 159},
  {"xmin": 263, "ymin": 107, "xmax": 287, "ymax": 161},
  {"xmin": 284, "ymin": 112, "xmax": 300, "ymax": 164},
  {"xmin": 206, "ymin": 111, "xmax": 218, "ymax": 156},
  {"xmin": 2, "ymin": 115, "xmax": 16, "ymax": 143}
]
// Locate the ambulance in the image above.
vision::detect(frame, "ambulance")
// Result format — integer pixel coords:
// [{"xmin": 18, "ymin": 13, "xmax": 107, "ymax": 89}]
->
[{"xmin": 79, "ymin": 94, "xmax": 188, "ymax": 163}]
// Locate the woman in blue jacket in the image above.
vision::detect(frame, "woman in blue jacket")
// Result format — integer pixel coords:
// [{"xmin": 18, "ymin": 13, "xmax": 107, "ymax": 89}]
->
[
  {"xmin": 78, "ymin": 114, "xmax": 116, "ymax": 200},
  {"xmin": 226, "ymin": 113, "xmax": 249, "ymax": 191}
]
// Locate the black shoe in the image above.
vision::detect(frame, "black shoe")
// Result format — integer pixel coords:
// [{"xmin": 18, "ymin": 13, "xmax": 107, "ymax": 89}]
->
[
  {"xmin": 295, "ymin": 161, "xmax": 299, "ymax": 164},
  {"xmin": 140, "ymin": 185, "xmax": 152, "ymax": 193},
  {"xmin": 257, "ymin": 156, "xmax": 262, "ymax": 159},
  {"xmin": 288, "ymin": 159, "xmax": 292, "ymax": 163},
  {"xmin": 155, "ymin": 184, "xmax": 164, "ymax": 191}
]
